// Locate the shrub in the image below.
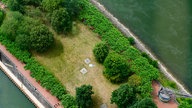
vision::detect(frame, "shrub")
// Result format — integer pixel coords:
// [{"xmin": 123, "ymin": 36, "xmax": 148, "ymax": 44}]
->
[
  {"xmin": 51, "ymin": 8, "xmax": 72, "ymax": 33},
  {"xmin": 76, "ymin": 85, "xmax": 94, "ymax": 108},
  {"xmin": 141, "ymin": 52, "xmax": 158, "ymax": 68},
  {"xmin": 30, "ymin": 25, "xmax": 54, "ymax": 52},
  {"xmin": 42, "ymin": 0, "xmax": 65, "ymax": 12},
  {"xmin": 122, "ymin": 46, "xmax": 141, "ymax": 61},
  {"xmin": 128, "ymin": 74, "xmax": 141, "ymax": 87},
  {"xmin": 111, "ymin": 84, "xmax": 136, "ymax": 108},
  {"xmin": 132, "ymin": 98, "xmax": 157, "ymax": 108},
  {"xmin": 62, "ymin": 94, "xmax": 78, "ymax": 108},
  {"xmin": 93, "ymin": 41, "xmax": 109, "ymax": 63},
  {"xmin": 103, "ymin": 52, "xmax": 131, "ymax": 83},
  {"xmin": 177, "ymin": 98, "xmax": 192, "ymax": 108},
  {"xmin": 7, "ymin": 0, "xmax": 24, "ymax": 13},
  {"xmin": 0, "ymin": 11, "xmax": 23, "ymax": 41}
]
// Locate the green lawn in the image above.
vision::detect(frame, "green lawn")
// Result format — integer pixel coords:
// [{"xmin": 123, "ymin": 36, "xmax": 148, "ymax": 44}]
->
[{"xmin": 33, "ymin": 23, "xmax": 119, "ymax": 108}]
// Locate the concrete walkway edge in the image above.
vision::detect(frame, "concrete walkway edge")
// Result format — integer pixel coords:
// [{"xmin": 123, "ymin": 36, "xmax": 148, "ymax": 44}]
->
[{"xmin": 0, "ymin": 62, "xmax": 45, "ymax": 108}]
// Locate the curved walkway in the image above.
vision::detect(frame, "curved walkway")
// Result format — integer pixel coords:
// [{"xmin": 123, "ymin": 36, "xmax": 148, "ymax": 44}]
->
[
  {"xmin": 0, "ymin": 44, "xmax": 63, "ymax": 108},
  {"xmin": 152, "ymin": 81, "xmax": 178, "ymax": 108}
]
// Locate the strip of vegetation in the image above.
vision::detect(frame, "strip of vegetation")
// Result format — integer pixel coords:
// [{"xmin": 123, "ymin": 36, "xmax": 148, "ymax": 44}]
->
[
  {"xmin": 79, "ymin": 0, "xmax": 192, "ymax": 107},
  {"xmin": 79, "ymin": 0, "xmax": 159, "ymax": 98}
]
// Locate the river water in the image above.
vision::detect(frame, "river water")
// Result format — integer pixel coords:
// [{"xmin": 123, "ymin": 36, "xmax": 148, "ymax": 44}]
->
[
  {"xmin": 98, "ymin": 0, "xmax": 192, "ymax": 92},
  {"xmin": 0, "ymin": 70, "xmax": 35, "ymax": 108}
]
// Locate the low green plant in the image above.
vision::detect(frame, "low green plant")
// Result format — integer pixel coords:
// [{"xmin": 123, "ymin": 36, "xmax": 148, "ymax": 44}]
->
[{"xmin": 93, "ymin": 41, "xmax": 109, "ymax": 63}]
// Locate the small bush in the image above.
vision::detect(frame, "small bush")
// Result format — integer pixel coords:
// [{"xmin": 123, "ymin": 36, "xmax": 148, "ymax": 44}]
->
[
  {"xmin": 111, "ymin": 84, "xmax": 136, "ymax": 108},
  {"xmin": 62, "ymin": 94, "xmax": 78, "ymax": 108},
  {"xmin": 104, "ymin": 52, "xmax": 131, "ymax": 83},
  {"xmin": 141, "ymin": 52, "xmax": 158, "ymax": 68},
  {"xmin": 93, "ymin": 41, "xmax": 109, "ymax": 63},
  {"xmin": 76, "ymin": 85, "xmax": 94, "ymax": 108},
  {"xmin": 128, "ymin": 74, "xmax": 141, "ymax": 87}
]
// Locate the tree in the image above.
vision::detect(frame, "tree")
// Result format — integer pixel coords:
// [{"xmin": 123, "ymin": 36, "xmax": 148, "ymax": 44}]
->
[
  {"xmin": 111, "ymin": 84, "xmax": 136, "ymax": 108},
  {"xmin": 29, "ymin": 25, "xmax": 54, "ymax": 52},
  {"xmin": 0, "ymin": 11, "xmax": 23, "ymax": 41},
  {"xmin": 42, "ymin": 0, "xmax": 65, "ymax": 12},
  {"xmin": 62, "ymin": 94, "xmax": 78, "ymax": 108},
  {"xmin": 7, "ymin": 0, "xmax": 24, "ymax": 13},
  {"xmin": 51, "ymin": 8, "xmax": 72, "ymax": 33},
  {"xmin": 15, "ymin": 34, "xmax": 31, "ymax": 50},
  {"xmin": 64, "ymin": 0, "xmax": 81, "ymax": 19},
  {"xmin": 128, "ymin": 74, "xmax": 141, "ymax": 87},
  {"xmin": 76, "ymin": 85, "xmax": 94, "ymax": 108},
  {"xmin": 103, "ymin": 52, "xmax": 131, "ymax": 83},
  {"xmin": 132, "ymin": 98, "xmax": 157, "ymax": 108},
  {"xmin": 93, "ymin": 41, "xmax": 109, "ymax": 63}
]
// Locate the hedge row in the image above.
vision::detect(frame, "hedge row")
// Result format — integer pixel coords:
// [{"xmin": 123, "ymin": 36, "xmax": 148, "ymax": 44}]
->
[
  {"xmin": 79, "ymin": 0, "xmax": 159, "ymax": 97},
  {"xmin": 0, "ymin": 35, "xmax": 67, "ymax": 100}
]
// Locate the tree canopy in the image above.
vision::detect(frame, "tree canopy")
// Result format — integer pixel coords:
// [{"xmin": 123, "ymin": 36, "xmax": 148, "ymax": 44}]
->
[
  {"xmin": 93, "ymin": 41, "xmax": 109, "ymax": 63},
  {"xmin": 111, "ymin": 84, "xmax": 136, "ymax": 108},
  {"xmin": 62, "ymin": 94, "xmax": 78, "ymax": 108},
  {"xmin": 42, "ymin": 0, "xmax": 65, "ymax": 12},
  {"xmin": 51, "ymin": 8, "xmax": 72, "ymax": 33},
  {"xmin": 132, "ymin": 98, "xmax": 157, "ymax": 108},
  {"xmin": 76, "ymin": 85, "xmax": 94, "ymax": 108},
  {"xmin": 0, "ymin": 11, "xmax": 23, "ymax": 41},
  {"xmin": 104, "ymin": 52, "xmax": 131, "ymax": 83},
  {"xmin": 30, "ymin": 25, "xmax": 54, "ymax": 52}
]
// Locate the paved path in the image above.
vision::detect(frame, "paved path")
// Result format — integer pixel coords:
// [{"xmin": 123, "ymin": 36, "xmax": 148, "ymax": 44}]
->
[
  {"xmin": 0, "ymin": 44, "xmax": 63, "ymax": 108},
  {"xmin": 152, "ymin": 81, "xmax": 178, "ymax": 108}
]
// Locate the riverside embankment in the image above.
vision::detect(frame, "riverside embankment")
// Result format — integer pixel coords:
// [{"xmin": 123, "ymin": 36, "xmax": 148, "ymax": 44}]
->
[
  {"xmin": 90, "ymin": 0, "xmax": 191, "ymax": 95},
  {"xmin": 0, "ymin": 44, "xmax": 63, "ymax": 108}
]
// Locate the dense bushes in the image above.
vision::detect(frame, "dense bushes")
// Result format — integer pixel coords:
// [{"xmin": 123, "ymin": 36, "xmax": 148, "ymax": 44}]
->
[
  {"xmin": 111, "ymin": 84, "xmax": 136, "ymax": 108},
  {"xmin": 62, "ymin": 94, "xmax": 78, "ymax": 108},
  {"xmin": 132, "ymin": 98, "xmax": 157, "ymax": 108},
  {"xmin": 177, "ymin": 98, "xmax": 192, "ymax": 108},
  {"xmin": 104, "ymin": 52, "xmax": 131, "ymax": 83},
  {"xmin": 51, "ymin": 8, "xmax": 72, "ymax": 33},
  {"xmin": 93, "ymin": 41, "xmax": 109, "ymax": 63},
  {"xmin": 79, "ymin": 0, "xmax": 159, "ymax": 98},
  {"xmin": 76, "ymin": 85, "xmax": 94, "ymax": 108},
  {"xmin": 0, "ymin": 11, "xmax": 23, "ymax": 41},
  {"xmin": 30, "ymin": 25, "xmax": 54, "ymax": 52}
]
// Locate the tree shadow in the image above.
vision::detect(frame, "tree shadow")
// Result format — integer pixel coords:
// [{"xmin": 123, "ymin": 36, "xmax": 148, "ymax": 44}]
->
[{"xmin": 38, "ymin": 38, "xmax": 64, "ymax": 58}]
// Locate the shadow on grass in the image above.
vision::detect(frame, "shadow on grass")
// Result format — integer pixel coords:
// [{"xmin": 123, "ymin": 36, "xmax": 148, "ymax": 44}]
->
[{"xmin": 38, "ymin": 38, "xmax": 64, "ymax": 58}]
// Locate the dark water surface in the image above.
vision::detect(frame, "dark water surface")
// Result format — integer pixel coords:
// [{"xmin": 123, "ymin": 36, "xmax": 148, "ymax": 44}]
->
[
  {"xmin": 0, "ymin": 70, "xmax": 35, "ymax": 108},
  {"xmin": 98, "ymin": 0, "xmax": 192, "ymax": 92}
]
